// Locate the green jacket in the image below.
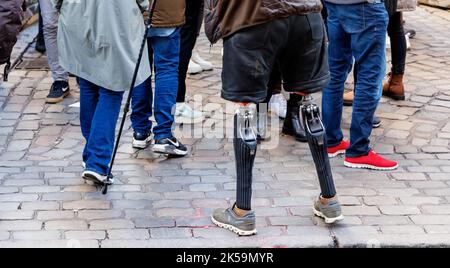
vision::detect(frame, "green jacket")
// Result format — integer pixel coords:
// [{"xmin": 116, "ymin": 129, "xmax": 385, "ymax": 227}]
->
[{"xmin": 52, "ymin": 0, "xmax": 151, "ymax": 91}]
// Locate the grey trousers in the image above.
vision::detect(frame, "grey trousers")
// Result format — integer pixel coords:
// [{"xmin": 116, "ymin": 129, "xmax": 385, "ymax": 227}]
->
[{"xmin": 39, "ymin": 0, "xmax": 68, "ymax": 81}]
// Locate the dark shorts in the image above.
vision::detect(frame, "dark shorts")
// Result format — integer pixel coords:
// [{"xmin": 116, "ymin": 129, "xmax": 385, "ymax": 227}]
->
[{"xmin": 222, "ymin": 13, "xmax": 330, "ymax": 103}]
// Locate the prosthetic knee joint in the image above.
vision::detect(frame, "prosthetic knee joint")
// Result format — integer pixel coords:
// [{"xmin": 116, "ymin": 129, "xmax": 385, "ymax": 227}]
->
[{"xmin": 300, "ymin": 95, "xmax": 336, "ymax": 198}]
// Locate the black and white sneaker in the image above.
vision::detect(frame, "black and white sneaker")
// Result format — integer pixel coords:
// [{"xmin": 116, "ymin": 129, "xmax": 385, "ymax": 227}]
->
[
  {"xmin": 132, "ymin": 132, "xmax": 152, "ymax": 149},
  {"xmin": 46, "ymin": 81, "xmax": 70, "ymax": 103},
  {"xmin": 152, "ymin": 136, "xmax": 188, "ymax": 156},
  {"xmin": 82, "ymin": 170, "xmax": 112, "ymax": 184}
]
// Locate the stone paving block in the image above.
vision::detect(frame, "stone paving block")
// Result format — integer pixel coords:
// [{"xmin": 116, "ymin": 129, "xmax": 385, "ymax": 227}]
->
[
  {"xmin": 154, "ymin": 200, "xmax": 192, "ymax": 208},
  {"xmin": 65, "ymin": 231, "xmax": 106, "ymax": 240},
  {"xmin": 363, "ymin": 196, "xmax": 398, "ymax": 206},
  {"xmin": 361, "ymin": 215, "xmax": 412, "ymax": 226},
  {"xmin": 77, "ymin": 210, "xmax": 123, "ymax": 220},
  {"xmin": 63, "ymin": 200, "xmax": 111, "ymax": 210},
  {"xmin": 391, "ymin": 173, "xmax": 428, "ymax": 181},
  {"xmin": 379, "ymin": 206, "xmax": 421, "ymax": 215},
  {"xmin": 342, "ymin": 206, "xmax": 381, "ymax": 216},
  {"xmin": 37, "ymin": 211, "xmax": 75, "ymax": 220},
  {"xmin": 150, "ymin": 228, "xmax": 192, "ymax": 239},
  {"xmin": 410, "ymin": 215, "xmax": 450, "ymax": 225},
  {"xmin": 0, "ymin": 231, "xmax": 10, "ymax": 240},
  {"xmin": 45, "ymin": 220, "xmax": 88, "ymax": 230},
  {"xmin": 0, "ymin": 211, "xmax": 35, "ymax": 220},
  {"xmin": 0, "ymin": 194, "xmax": 38, "ymax": 202},
  {"xmin": 134, "ymin": 217, "xmax": 175, "ymax": 228},
  {"xmin": 21, "ymin": 202, "xmax": 60, "ymax": 211},
  {"xmin": 22, "ymin": 186, "xmax": 61, "ymax": 193},
  {"xmin": 12, "ymin": 231, "xmax": 61, "ymax": 240},
  {"xmin": 422, "ymin": 205, "xmax": 450, "ymax": 214},
  {"xmin": 0, "ymin": 240, "xmax": 99, "ymax": 248},
  {"xmin": 268, "ymin": 216, "xmax": 314, "ymax": 226},
  {"xmin": 0, "ymin": 220, "xmax": 42, "ymax": 231},
  {"xmin": 424, "ymin": 225, "xmax": 450, "ymax": 234},
  {"xmin": 380, "ymin": 226, "xmax": 426, "ymax": 235},
  {"xmin": 89, "ymin": 219, "xmax": 134, "ymax": 230}
]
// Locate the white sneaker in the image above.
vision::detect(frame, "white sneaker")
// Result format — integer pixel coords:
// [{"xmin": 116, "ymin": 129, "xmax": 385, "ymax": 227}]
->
[
  {"xmin": 175, "ymin": 103, "xmax": 203, "ymax": 124},
  {"xmin": 82, "ymin": 170, "xmax": 110, "ymax": 184},
  {"xmin": 386, "ymin": 34, "xmax": 391, "ymax": 49},
  {"xmin": 188, "ymin": 60, "xmax": 203, "ymax": 74},
  {"xmin": 269, "ymin": 94, "xmax": 287, "ymax": 119},
  {"xmin": 191, "ymin": 51, "xmax": 213, "ymax": 71}
]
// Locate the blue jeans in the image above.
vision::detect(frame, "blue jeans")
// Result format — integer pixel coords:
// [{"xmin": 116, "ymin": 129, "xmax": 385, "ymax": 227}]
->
[
  {"xmin": 322, "ymin": 2, "xmax": 388, "ymax": 157},
  {"xmin": 131, "ymin": 28, "xmax": 180, "ymax": 140},
  {"xmin": 79, "ymin": 78, "xmax": 124, "ymax": 175}
]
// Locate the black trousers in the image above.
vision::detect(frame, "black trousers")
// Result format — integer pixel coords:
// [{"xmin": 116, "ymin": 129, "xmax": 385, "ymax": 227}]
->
[
  {"xmin": 177, "ymin": 0, "xmax": 204, "ymax": 103},
  {"xmin": 388, "ymin": 12, "xmax": 406, "ymax": 75}
]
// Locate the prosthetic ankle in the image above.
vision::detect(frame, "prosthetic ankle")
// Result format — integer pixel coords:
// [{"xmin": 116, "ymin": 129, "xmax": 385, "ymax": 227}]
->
[
  {"xmin": 234, "ymin": 104, "xmax": 258, "ymax": 211},
  {"xmin": 300, "ymin": 95, "xmax": 337, "ymax": 198}
]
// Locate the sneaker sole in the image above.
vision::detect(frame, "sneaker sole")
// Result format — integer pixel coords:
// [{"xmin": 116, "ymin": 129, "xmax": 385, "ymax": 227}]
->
[
  {"xmin": 344, "ymin": 161, "xmax": 399, "ymax": 171},
  {"xmin": 313, "ymin": 207, "xmax": 345, "ymax": 224},
  {"xmin": 132, "ymin": 137, "xmax": 152, "ymax": 149},
  {"xmin": 328, "ymin": 149, "xmax": 346, "ymax": 158},
  {"xmin": 152, "ymin": 144, "xmax": 188, "ymax": 156},
  {"xmin": 46, "ymin": 91, "xmax": 70, "ymax": 104},
  {"xmin": 373, "ymin": 122, "xmax": 382, "ymax": 128},
  {"xmin": 82, "ymin": 173, "xmax": 107, "ymax": 185},
  {"xmin": 211, "ymin": 216, "xmax": 257, "ymax": 236}
]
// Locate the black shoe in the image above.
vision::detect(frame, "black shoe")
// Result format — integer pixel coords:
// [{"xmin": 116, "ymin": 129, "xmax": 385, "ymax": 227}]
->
[
  {"xmin": 35, "ymin": 35, "xmax": 46, "ymax": 53},
  {"xmin": 373, "ymin": 116, "xmax": 381, "ymax": 128},
  {"xmin": 132, "ymin": 132, "xmax": 152, "ymax": 149},
  {"xmin": 282, "ymin": 97, "xmax": 307, "ymax": 142},
  {"xmin": 46, "ymin": 81, "xmax": 70, "ymax": 104},
  {"xmin": 153, "ymin": 136, "xmax": 188, "ymax": 156}
]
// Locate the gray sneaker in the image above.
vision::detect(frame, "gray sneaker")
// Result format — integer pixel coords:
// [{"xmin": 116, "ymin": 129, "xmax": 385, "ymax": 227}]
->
[
  {"xmin": 313, "ymin": 196, "xmax": 345, "ymax": 224},
  {"xmin": 211, "ymin": 205, "xmax": 257, "ymax": 236}
]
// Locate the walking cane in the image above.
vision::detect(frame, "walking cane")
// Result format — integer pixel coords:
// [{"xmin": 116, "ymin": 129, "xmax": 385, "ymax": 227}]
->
[{"xmin": 102, "ymin": 0, "xmax": 157, "ymax": 194}]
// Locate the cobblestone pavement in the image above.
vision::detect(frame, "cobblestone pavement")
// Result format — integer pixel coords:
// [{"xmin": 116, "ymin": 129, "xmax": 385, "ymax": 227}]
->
[{"xmin": 0, "ymin": 6, "xmax": 450, "ymax": 248}]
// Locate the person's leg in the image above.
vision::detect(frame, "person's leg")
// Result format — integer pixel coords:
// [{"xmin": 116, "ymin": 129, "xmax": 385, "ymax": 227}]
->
[
  {"xmin": 178, "ymin": 0, "xmax": 203, "ymax": 103},
  {"xmin": 383, "ymin": 12, "xmax": 406, "ymax": 100},
  {"xmin": 84, "ymin": 87, "xmax": 124, "ymax": 177},
  {"xmin": 322, "ymin": 3, "xmax": 353, "ymax": 149},
  {"xmin": 212, "ymin": 21, "xmax": 277, "ymax": 236},
  {"xmin": 39, "ymin": 0, "xmax": 70, "ymax": 103},
  {"xmin": 35, "ymin": 4, "xmax": 46, "ymax": 53},
  {"xmin": 282, "ymin": 93, "xmax": 307, "ymax": 142},
  {"xmin": 346, "ymin": 3, "xmax": 387, "ymax": 157},
  {"xmin": 78, "ymin": 78, "xmax": 99, "ymax": 164},
  {"xmin": 130, "ymin": 76, "xmax": 153, "ymax": 148},
  {"xmin": 152, "ymin": 29, "xmax": 180, "ymax": 140},
  {"xmin": 151, "ymin": 28, "xmax": 188, "ymax": 156},
  {"xmin": 280, "ymin": 13, "xmax": 343, "ymax": 223},
  {"xmin": 343, "ymin": 2, "xmax": 397, "ymax": 170}
]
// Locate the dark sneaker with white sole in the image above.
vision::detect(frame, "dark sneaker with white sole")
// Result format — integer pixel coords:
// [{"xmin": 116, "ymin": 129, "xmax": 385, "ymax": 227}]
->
[
  {"xmin": 82, "ymin": 170, "xmax": 112, "ymax": 185},
  {"xmin": 313, "ymin": 196, "xmax": 344, "ymax": 224},
  {"xmin": 46, "ymin": 81, "xmax": 70, "ymax": 103},
  {"xmin": 132, "ymin": 132, "xmax": 152, "ymax": 149},
  {"xmin": 152, "ymin": 136, "xmax": 188, "ymax": 156},
  {"xmin": 211, "ymin": 204, "xmax": 257, "ymax": 236}
]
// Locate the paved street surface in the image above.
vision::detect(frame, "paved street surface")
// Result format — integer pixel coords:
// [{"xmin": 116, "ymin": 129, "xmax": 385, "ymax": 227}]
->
[{"xmin": 1, "ymin": 6, "xmax": 450, "ymax": 248}]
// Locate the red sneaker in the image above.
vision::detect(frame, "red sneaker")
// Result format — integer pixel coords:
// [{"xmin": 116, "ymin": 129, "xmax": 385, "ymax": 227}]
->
[
  {"xmin": 327, "ymin": 140, "xmax": 350, "ymax": 158},
  {"xmin": 344, "ymin": 150, "xmax": 399, "ymax": 170}
]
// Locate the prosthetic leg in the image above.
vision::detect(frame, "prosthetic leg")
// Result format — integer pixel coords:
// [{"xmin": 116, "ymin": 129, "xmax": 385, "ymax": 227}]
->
[
  {"xmin": 234, "ymin": 104, "xmax": 258, "ymax": 210},
  {"xmin": 300, "ymin": 94, "xmax": 336, "ymax": 198}
]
